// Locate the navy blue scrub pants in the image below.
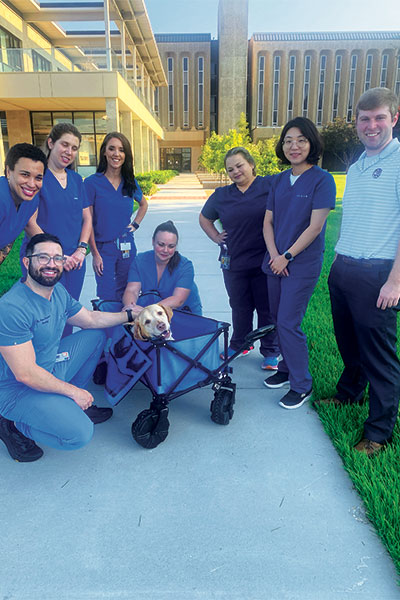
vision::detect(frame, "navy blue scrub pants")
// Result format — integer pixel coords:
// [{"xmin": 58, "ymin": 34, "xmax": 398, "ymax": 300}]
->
[
  {"xmin": 0, "ymin": 329, "xmax": 106, "ymax": 450},
  {"xmin": 95, "ymin": 233, "xmax": 137, "ymax": 302},
  {"xmin": 328, "ymin": 254, "xmax": 400, "ymax": 443},
  {"xmin": 267, "ymin": 271, "xmax": 319, "ymax": 393},
  {"xmin": 222, "ymin": 267, "xmax": 279, "ymax": 356}
]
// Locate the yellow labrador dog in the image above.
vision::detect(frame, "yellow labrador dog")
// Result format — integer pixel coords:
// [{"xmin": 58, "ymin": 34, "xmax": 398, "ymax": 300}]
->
[{"xmin": 133, "ymin": 304, "xmax": 173, "ymax": 341}]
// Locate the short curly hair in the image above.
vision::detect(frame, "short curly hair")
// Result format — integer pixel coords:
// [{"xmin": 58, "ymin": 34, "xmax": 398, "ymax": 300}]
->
[{"xmin": 5, "ymin": 143, "xmax": 47, "ymax": 173}]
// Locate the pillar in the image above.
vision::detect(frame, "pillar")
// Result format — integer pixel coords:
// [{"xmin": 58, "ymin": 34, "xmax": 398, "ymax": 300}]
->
[
  {"xmin": 105, "ymin": 98, "xmax": 119, "ymax": 132},
  {"xmin": 217, "ymin": 0, "xmax": 248, "ymax": 134},
  {"xmin": 133, "ymin": 119, "xmax": 144, "ymax": 173}
]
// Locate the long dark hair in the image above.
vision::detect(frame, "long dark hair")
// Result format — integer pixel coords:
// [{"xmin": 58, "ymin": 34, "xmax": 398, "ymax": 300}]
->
[
  {"xmin": 275, "ymin": 117, "xmax": 323, "ymax": 165},
  {"xmin": 152, "ymin": 220, "xmax": 181, "ymax": 274},
  {"xmin": 97, "ymin": 132, "xmax": 137, "ymax": 197},
  {"xmin": 46, "ymin": 123, "xmax": 82, "ymax": 167}
]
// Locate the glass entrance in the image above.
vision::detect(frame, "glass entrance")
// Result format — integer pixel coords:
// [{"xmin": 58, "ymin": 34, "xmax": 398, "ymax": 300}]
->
[{"xmin": 161, "ymin": 147, "xmax": 191, "ymax": 172}]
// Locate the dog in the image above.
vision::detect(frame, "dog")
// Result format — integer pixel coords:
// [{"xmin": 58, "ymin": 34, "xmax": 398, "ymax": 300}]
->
[{"xmin": 133, "ymin": 304, "xmax": 174, "ymax": 341}]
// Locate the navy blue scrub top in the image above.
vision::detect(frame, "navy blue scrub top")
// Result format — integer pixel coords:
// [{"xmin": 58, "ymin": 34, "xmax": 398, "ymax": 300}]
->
[
  {"xmin": 262, "ymin": 166, "xmax": 336, "ymax": 275},
  {"xmin": 84, "ymin": 173, "xmax": 143, "ymax": 242},
  {"xmin": 21, "ymin": 168, "xmax": 89, "ymax": 256},
  {"xmin": 201, "ymin": 175, "xmax": 271, "ymax": 271},
  {"xmin": 128, "ymin": 250, "xmax": 202, "ymax": 315},
  {"xmin": 0, "ymin": 176, "xmax": 39, "ymax": 248}
]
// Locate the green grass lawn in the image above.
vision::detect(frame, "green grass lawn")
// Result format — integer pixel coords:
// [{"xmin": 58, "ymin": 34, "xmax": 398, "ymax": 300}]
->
[
  {"xmin": 305, "ymin": 174, "xmax": 400, "ymax": 579},
  {"xmin": 0, "ymin": 234, "xmax": 23, "ymax": 297}
]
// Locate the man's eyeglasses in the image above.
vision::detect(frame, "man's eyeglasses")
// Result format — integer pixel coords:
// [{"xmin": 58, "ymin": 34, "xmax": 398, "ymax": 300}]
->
[
  {"xmin": 282, "ymin": 137, "xmax": 309, "ymax": 148},
  {"xmin": 27, "ymin": 253, "xmax": 66, "ymax": 266}
]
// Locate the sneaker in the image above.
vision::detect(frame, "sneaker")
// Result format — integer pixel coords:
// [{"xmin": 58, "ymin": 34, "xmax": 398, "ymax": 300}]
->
[
  {"xmin": 219, "ymin": 346, "xmax": 254, "ymax": 360},
  {"xmin": 0, "ymin": 415, "xmax": 43, "ymax": 462},
  {"xmin": 263, "ymin": 371, "xmax": 289, "ymax": 388},
  {"xmin": 261, "ymin": 355, "xmax": 280, "ymax": 370},
  {"xmin": 279, "ymin": 388, "xmax": 313, "ymax": 410},
  {"xmin": 354, "ymin": 438, "xmax": 384, "ymax": 457},
  {"xmin": 84, "ymin": 405, "xmax": 113, "ymax": 424}
]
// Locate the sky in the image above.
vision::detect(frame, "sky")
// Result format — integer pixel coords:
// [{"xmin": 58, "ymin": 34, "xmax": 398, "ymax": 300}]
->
[{"xmin": 145, "ymin": 0, "xmax": 398, "ymax": 38}]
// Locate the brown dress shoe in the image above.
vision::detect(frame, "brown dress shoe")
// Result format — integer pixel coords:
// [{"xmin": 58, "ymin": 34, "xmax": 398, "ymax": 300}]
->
[
  {"xmin": 313, "ymin": 397, "xmax": 342, "ymax": 408},
  {"xmin": 354, "ymin": 438, "xmax": 384, "ymax": 456}
]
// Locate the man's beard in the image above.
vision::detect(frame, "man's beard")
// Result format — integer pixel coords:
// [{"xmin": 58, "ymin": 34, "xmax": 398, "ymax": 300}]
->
[{"xmin": 28, "ymin": 262, "xmax": 63, "ymax": 287}]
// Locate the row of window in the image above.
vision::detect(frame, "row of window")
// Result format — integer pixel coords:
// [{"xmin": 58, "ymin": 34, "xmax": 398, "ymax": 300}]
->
[
  {"xmin": 258, "ymin": 52, "xmax": 400, "ymax": 127},
  {"xmin": 165, "ymin": 56, "xmax": 204, "ymax": 128},
  {"xmin": 0, "ymin": 24, "xmax": 53, "ymax": 72}
]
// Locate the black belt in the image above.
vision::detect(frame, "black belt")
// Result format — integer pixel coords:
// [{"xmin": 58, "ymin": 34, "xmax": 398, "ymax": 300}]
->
[{"xmin": 337, "ymin": 254, "xmax": 393, "ymax": 266}]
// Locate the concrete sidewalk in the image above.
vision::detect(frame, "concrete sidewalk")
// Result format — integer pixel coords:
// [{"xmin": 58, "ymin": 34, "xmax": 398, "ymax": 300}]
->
[{"xmin": 1, "ymin": 174, "xmax": 399, "ymax": 599}]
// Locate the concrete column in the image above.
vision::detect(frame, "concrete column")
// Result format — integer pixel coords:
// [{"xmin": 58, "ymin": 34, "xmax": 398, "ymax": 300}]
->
[
  {"xmin": 121, "ymin": 23, "xmax": 126, "ymax": 75},
  {"xmin": 142, "ymin": 125, "xmax": 150, "ymax": 172},
  {"xmin": 103, "ymin": 0, "xmax": 112, "ymax": 70},
  {"xmin": 153, "ymin": 133, "xmax": 160, "ymax": 170},
  {"xmin": 6, "ymin": 111, "xmax": 32, "ymax": 146},
  {"xmin": 132, "ymin": 46, "xmax": 137, "ymax": 84},
  {"xmin": 133, "ymin": 119, "xmax": 144, "ymax": 173},
  {"xmin": 105, "ymin": 98, "xmax": 119, "ymax": 132},
  {"xmin": 217, "ymin": 0, "xmax": 248, "ymax": 134},
  {"xmin": 120, "ymin": 112, "xmax": 133, "ymax": 147},
  {"xmin": 141, "ymin": 63, "xmax": 145, "ymax": 96}
]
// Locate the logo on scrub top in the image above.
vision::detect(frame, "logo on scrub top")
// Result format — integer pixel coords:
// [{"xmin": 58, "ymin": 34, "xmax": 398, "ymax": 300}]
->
[{"xmin": 372, "ymin": 168, "xmax": 382, "ymax": 179}]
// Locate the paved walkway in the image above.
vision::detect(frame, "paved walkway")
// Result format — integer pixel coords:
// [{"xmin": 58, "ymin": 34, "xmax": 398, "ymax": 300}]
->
[{"xmin": 1, "ymin": 174, "xmax": 399, "ymax": 599}]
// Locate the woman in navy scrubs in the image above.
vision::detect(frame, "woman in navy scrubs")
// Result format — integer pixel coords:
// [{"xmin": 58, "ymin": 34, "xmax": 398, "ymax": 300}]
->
[
  {"xmin": 199, "ymin": 147, "xmax": 279, "ymax": 368},
  {"xmin": 22, "ymin": 123, "xmax": 91, "ymax": 335},
  {"xmin": 122, "ymin": 220, "xmax": 202, "ymax": 315},
  {"xmin": 263, "ymin": 117, "xmax": 336, "ymax": 409},
  {"xmin": 85, "ymin": 132, "xmax": 148, "ymax": 302}
]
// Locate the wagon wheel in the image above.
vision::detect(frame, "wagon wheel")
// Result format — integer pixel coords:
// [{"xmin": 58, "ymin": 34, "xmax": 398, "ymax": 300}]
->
[
  {"xmin": 210, "ymin": 388, "xmax": 235, "ymax": 425},
  {"xmin": 131, "ymin": 407, "xmax": 170, "ymax": 449}
]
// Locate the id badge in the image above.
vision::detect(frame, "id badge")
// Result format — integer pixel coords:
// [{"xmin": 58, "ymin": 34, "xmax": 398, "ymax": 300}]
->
[
  {"xmin": 55, "ymin": 351, "xmax": 70, "ymax": 363},
  {"xmin": 120, "ymin": 242, "xmax": 131, "ymax": 251}
]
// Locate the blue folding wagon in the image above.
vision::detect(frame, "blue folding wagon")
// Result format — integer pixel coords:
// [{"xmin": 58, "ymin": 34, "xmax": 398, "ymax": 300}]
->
[{"xmin": 92, "ymin": 299, "xmax": 273, "ymax": 449}]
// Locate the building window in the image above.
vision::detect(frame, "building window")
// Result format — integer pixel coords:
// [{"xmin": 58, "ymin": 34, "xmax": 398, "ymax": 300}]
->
[
  {"xmin": 257, "ymin": 55, "xmax": 265, "ymax": 126},
  {"xmin": 347, "ymin": 54, "xmax": 358, "ymax": 122},
  {"xmin": 395, "ymin": 55, "xmax": 400, "ymax": 97},
  {"xmin": 0, "ymin": 111, "xmax": 9, "ymax": 156},
  {"xmin": 31, "ymin": 111, "xmax": 108, "ymax": 177},
  {"xmin": 182, "ymin": 56, "xmax": 189, "ymax": 128},
  {"xmin": 32, "ymin": 50, "xmax": 51, "ymax": 72},
  {"xmin": 272, "ymin": 55, "xmax": 280, "ymax": 126},
  {"xmin": 0, "ymin": 25, "xmax": 22, "ymax": 72},
  {"xmin": 154, "ymin": 87, "xmax": 159, "ymax": 116},
  {"xmin": 198, "ymin": 56, "xmax": 204, "ymax": 127},
  {"xmin": 380, "ymin": 53, "xmax": 388, "ymax": 87},
  {"xmin": 287, "ymin": 55, "xmax": 296, "ymax": 121},
  {"xmin": 364, "ymin": 53, "xmax": 373, "ymax": 91},
  {"xmin": 302, "ymin": 54, "xmax": 311, "ymax": 118},
  {"xmin": 167, "ymin": 57, "xmax": 174, "ymax": 127},
  {"xmin": 332, "ymin": 54, "xmax": 342, "ymax": 120},
  {"xmin": 316, "ymin": 54, "xmax": 327, "ymax": 126}
]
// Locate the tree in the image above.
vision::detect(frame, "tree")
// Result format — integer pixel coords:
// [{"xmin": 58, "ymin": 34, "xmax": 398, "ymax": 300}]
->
[
  {"xmin": 321, "ymin": 118, "xmax": 362, "ymax": 172},
  {"xmin": 199, "ymin": 116, "xmax": 285, "ymax": 178}
]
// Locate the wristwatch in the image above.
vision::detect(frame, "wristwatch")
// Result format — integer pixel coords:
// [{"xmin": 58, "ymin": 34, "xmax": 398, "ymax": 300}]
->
[
  {"xmin": 78, "ymin": 242, "xmax": 88, "ymax": 249},
  {"xmin": 132, "ymin": 222, "xmax": 140, "ymax": 230},
  {"xmin": 284, "ymin": 251, "xmax": 294, "ymax": 262},
  {"xmin": 125, "ymin": 308, "xmax": 134, "ymax": 323}
]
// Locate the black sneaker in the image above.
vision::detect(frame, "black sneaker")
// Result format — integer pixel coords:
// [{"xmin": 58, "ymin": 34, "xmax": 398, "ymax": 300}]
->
[
  {"xmin": 264, "ymin": 371, "xmax": 290, "ymax": 389},
  {"xmin": 0, "ymin": 415, "xmax": 44, "ymax": 462},
  {"xmin": 279, "ymin": 388, "xmax": 313, "ymax": 410},
  {"xmin": 84, "ymin": 405, "xmax": 113, "ymax": 424}
]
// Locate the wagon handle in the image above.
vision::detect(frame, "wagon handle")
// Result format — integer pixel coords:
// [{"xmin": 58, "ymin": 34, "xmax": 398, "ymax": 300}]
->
[{"xmin": 244, "ymin": 324, "xmax": 275, "ymax": 346}]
